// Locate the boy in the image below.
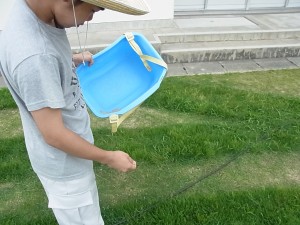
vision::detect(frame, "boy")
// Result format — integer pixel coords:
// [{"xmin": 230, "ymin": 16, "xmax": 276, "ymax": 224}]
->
[{"xmin": 0, "ymin": 0, "xmax": 150, "ymax": 224}]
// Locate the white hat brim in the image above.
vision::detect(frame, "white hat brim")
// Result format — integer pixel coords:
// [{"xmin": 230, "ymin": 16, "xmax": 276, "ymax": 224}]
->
[{"xmin": 82, "ymin": 0, "xmax": 151, "ymax": 15}]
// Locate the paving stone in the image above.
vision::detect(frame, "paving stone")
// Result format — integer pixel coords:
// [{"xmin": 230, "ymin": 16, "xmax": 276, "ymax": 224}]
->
[
  {"xmin": 166, "ymin": 63, "xmax": 187, "ymax": 77},
  {"xmin": 286, "ymin": 57, "xmax": 300, "ymax": 67},
  {"xmin": 183, "ymin": 62, "xmax": 226, "ymax": 75},
  {"xmin": 219, "ymin": 60, "xmax": 263, "ymax": 73},
  {"xmin": 254, "ymin": 58, "xmax": 298, "ymax": 70}
]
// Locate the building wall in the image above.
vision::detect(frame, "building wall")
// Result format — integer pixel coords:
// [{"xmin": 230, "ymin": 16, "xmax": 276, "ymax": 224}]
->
[
  {"xmin": 0, "ymin": 0, "xmax": 174, "ymax": 30},
  {"xmin": 174, "ymin": 0, "xmax": 300, "ymax": 11}
]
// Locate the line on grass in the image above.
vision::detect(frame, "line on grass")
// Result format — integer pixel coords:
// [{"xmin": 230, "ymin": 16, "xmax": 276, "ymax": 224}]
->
[{"xmin": 113, "ymin": 141, "xmax": 254, "ymax": 225}]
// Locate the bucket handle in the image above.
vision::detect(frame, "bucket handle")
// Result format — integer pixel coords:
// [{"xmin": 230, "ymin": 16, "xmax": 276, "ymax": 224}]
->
[{"xmin": 124, "ymin": 32, "xmax": 168, "ymax": 71}]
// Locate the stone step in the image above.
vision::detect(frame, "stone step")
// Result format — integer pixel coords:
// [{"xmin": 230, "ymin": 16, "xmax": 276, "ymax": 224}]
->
[
  {"xmin": 70, "ymin": 30, "xmax": 300, "ymax": 64},
  {"xmin": 157, "ymin": 29, "xmax": 300, "ymax": 44},
  {"xmin": 70, "ymin": 31, "xmax": 162, "ymax": 54},
  {"xmin": 161, "ymin": 38, "xmax": 300, "ymax": 63}
]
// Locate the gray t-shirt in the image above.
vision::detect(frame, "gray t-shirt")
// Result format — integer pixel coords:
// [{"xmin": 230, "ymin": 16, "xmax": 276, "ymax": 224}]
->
[{"xmin": 0, "ymin": 0, "xmax": 94, "ymax": 180}]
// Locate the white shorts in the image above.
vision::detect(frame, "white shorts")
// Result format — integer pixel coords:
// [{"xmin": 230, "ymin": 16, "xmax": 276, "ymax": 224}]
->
[{"xmin": 38, "ymin": 172, "xmax": 104, "ymax": 225}]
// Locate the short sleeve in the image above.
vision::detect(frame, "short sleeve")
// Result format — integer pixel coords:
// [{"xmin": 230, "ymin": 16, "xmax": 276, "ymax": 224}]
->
[{"xmin": 13, "ymin": 54, "xmax": 66, "ymax": 111}]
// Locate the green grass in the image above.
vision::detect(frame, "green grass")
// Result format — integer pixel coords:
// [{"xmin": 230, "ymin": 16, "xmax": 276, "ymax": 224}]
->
[
  {"xmin": 0, "ymin": 88, "xmax": 17, "ymax": 110},
  {"xmin": 1, "ymin": 69, "xmax": 300, "ymax": 224}
]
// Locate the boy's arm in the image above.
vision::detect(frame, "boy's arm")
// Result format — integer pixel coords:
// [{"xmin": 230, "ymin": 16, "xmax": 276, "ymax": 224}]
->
[{"xmin": 31, "ymin": 107, "xmax": 136, "ymax": 172}]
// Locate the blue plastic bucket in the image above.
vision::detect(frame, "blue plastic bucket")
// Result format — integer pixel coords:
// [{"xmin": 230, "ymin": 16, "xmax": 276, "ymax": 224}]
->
[{"xmin": 77, "ymin": 32, "xmax": 167, "ymax": 118}]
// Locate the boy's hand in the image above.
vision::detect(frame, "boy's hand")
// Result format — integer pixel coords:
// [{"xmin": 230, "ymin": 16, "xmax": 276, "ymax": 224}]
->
[
  {"xmin": 104, "ymin": 151, "xmax": 137, "ymax": 172},
  {"xmin": 72, "ymin": 51, "xmax": 94, "ymax": 67}
]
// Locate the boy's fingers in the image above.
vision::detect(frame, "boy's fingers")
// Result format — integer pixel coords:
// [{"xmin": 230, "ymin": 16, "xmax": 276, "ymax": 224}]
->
[{"xmin": 131, "ymin": 161, "xmax": 137, "ymax": 170}]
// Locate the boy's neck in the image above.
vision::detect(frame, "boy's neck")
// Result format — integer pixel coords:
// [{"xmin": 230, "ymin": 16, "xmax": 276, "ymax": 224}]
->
[{"xmin": 25, "ymin": 0, "xmax": 57, "ymax": 27}]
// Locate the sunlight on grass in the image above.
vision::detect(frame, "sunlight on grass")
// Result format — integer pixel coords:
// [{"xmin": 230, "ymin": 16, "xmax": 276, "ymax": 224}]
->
[
  {"xmin": 210, "ymin": 69, "xmax": 300, "ymax": 97},
  {"xmin": 0, "ymin": 109, "xmax": 23, "ymax": 138},
  {"xmin": 90, "ymin": 107, "xmax": 199, "ymax": 130}
]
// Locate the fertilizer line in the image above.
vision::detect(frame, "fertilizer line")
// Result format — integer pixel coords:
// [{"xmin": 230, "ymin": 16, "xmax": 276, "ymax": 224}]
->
[
  {"xmin": 171, "ymin": 148, "xmax": 248, "ymax": 198},
  {"xmin": 113, "ymin": 142, "xmax": 252, "ymax": 225}
]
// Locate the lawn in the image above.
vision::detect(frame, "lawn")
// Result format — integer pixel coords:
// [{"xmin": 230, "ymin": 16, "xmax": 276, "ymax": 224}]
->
[{"xmin": 1, "ymin": 69, "xmax": 300, "ymax": 225}]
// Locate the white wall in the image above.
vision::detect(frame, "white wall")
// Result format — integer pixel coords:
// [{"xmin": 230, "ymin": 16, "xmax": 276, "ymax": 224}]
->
[
  {"xmin": 175, "ymin": 0, "xmax": 205, "ymax": 11},
  {"xmin": 0, "ymin": 0, "xmax": 174, "ymax": 30},
  {"xmin": 207, "ymin": 0, "xmax": 246, "ymax": 10},
  {"xmin": 287, "ymin": 0, "xmax": 300, "ymax": 7},
  {"xmin": 90, "ymin": 0, "xmax": 174, "ymax": 23},
  {"xmin": 0, "ymin": 1, "xmax": 15, "ymax": 30},
  {"xmin": 248, "ymin": 0, "xmax": 285, "ymax": 8}
]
